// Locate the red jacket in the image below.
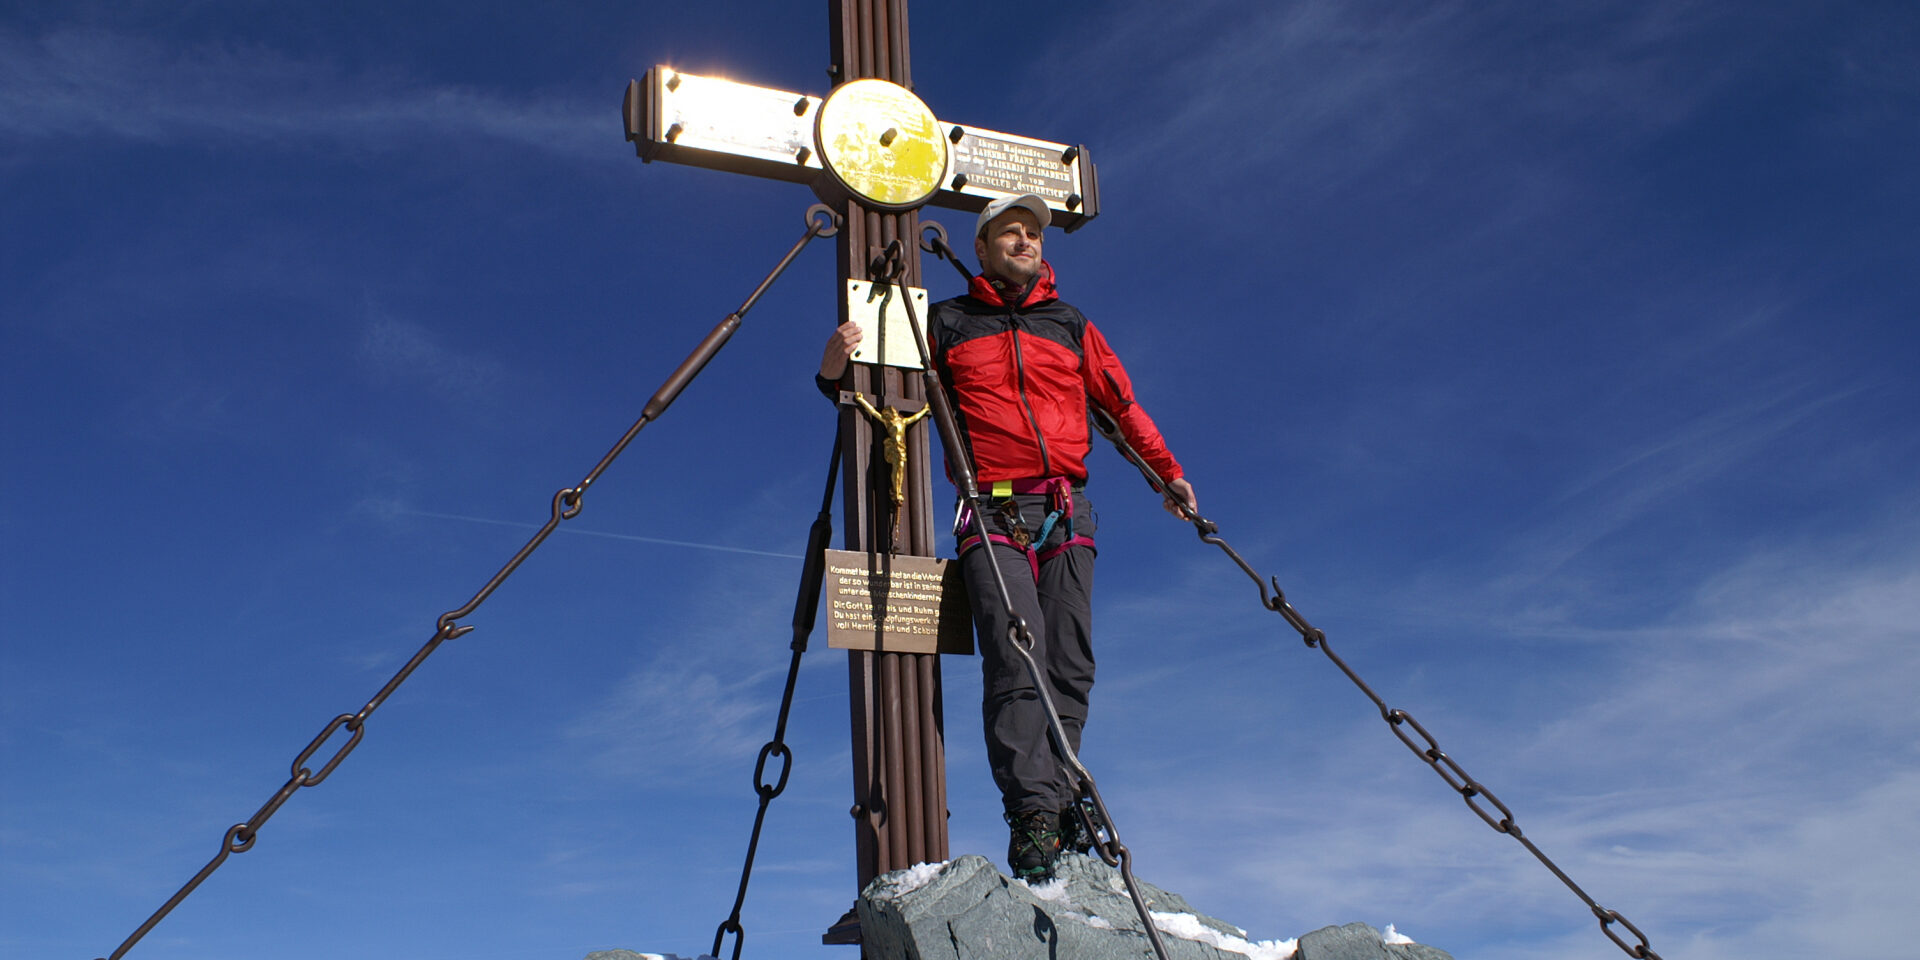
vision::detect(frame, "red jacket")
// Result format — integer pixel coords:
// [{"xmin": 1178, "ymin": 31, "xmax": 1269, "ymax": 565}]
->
[{"xmin": 929, "ymin": 262, "xmax": 1182, "ymax": 486}]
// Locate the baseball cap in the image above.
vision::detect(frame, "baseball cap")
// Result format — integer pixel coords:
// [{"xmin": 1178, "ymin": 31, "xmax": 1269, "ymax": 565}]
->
[{"xmin": 975, "ymin": 194, "xmax": 1052, "ymax": 237}]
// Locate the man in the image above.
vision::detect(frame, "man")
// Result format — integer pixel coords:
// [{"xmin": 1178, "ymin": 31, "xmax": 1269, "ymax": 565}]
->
[{"xmin": 818, "ymin": 195, "xmax": 1196, "ymax": 881}]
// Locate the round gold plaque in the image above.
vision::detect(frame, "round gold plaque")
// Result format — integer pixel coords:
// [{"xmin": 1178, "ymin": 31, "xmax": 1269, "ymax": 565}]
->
[{"xmin": 815, "ymin": 79, "xmax": 950, "ymax": 210}]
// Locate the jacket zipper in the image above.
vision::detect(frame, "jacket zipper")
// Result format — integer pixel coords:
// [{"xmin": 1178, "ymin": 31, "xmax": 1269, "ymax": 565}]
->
[{"xmin": 1007, "ymin": 310, "xmax": 1054, "ymax": 477}]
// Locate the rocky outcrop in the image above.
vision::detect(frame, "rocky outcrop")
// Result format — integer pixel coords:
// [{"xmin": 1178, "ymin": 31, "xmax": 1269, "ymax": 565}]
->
[
  {"xmin": 854, "ymin": 854, "xmax": 1452, "ymax": 960},
  {"xmin": 583, "ymin": 855, "xmax": 1453, "ymax": 960}
]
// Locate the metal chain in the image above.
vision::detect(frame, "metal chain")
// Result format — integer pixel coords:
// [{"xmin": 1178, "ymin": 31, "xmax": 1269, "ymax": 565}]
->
[
  {"xmin": 96, "ymin": 204, "xmax": 843, "ymax": 960},
  {"xmin": 921, "ymin": 227, "xmax": 975, "ymax": 287},
  {"xmin": 709, "ymin": 428, "xmax": 843, "ymax": 960},
  {"xmin": 1086, "ymin": 407, "xmax": 1664, "ymax": 960},
  {"xmin": 879, "ymin": 232, "xmax": 1175, "ymax": 960}
]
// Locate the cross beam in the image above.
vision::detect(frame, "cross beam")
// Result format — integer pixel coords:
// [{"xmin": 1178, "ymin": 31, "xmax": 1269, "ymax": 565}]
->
[{"xmin": 623, "ymin": 67, "xmax": 1100, "ymax": 232}]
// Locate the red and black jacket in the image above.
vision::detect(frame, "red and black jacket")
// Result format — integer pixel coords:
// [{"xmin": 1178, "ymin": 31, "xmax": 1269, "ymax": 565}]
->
[{"xmin": 928, "ymin": 262, "xmax": 1182, "ymax": 487}]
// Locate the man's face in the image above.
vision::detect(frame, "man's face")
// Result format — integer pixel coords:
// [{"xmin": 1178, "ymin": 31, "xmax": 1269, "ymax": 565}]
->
[{"xmin": 975, "ymin": 209, "xmax": 1044, "ymax": 286}]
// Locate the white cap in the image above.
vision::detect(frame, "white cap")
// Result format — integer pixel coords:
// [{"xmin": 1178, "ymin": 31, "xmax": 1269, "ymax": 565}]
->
[{"xmin": 975, "ymin": 194, "xmax": 1052, "ymax": 237}]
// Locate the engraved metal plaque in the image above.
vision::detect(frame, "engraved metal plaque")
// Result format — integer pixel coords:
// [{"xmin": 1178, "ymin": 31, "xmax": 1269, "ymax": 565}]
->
[
  {"xmin": 946, "ymin": 126, "xmax": 1084, "ymax": 211},
  {"xmin": 844, "ymin": 280, "xmax": 929, "ymax": 370},
  {"xmin": 823, "ymin": 550, "xmax": 973, "ymax": 655}
]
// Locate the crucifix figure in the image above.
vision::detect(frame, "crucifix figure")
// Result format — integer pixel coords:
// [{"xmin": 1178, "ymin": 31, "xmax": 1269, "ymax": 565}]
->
[
  {"xmin": 850, "ymin": 392, "xmax": 930, "ymax": 512},
  {"xmin": 623, "ymin": 0, "xmax": 1102, "ymax": 944}
]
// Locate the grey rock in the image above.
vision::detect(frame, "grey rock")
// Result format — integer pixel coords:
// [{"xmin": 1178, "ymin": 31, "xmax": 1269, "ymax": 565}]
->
[
  {"xmin": 1296, "ymin": 922, "xmax": 1454, "ymax": 960},
  {"xmin": 858, "ymin": 856, "xmax": 1453, "ymax": 960},
  {"xmin": 1388, "ymin": 944, "xmax": 1454, "ymax": 960},
  {"xmin": 858, "ymin": 853, "xmax": 1279, "ymax": 959}
]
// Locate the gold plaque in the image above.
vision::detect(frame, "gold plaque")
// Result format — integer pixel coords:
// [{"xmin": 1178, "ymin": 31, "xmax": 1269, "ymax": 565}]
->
[
  {"xmin": 815, "ymin": 79, "xmax": 950, "ymax": 209},
  {"xmin": 823, "ymin": 549, "xmax": 973, "ymax": 655}
]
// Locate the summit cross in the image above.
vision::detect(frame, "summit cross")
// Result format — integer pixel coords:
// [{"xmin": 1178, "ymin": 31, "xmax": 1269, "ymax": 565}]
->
[{"xmin": 622, "ymin": 1, "xmax": 1101, "ymax": 946}]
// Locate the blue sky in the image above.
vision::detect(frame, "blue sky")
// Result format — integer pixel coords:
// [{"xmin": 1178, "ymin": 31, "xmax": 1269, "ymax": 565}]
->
[{"xmin": 5, "ymin": 1, "xmax": 1917, "ymax": 958}]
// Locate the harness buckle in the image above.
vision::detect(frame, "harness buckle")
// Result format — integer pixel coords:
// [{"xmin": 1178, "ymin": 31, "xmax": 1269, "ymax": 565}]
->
[{"xmin": 997, "ymin": 500, "xmax": 1033, "ymax": 548}]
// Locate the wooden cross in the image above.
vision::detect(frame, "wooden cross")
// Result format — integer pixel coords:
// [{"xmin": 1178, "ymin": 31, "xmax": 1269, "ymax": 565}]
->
[{"xmin": 622, "ymin": 1, "xmax": 1100, "ymax": 946}]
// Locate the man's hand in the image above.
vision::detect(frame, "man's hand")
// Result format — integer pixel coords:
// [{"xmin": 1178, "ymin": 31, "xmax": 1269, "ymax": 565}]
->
[
  {"xmin": 819, "ymin": 322, "xmax": 864, "ymax": 380},
  {"xmin": 1162, "ymin": 477, "xmax": 1198, "ymax": 519}
]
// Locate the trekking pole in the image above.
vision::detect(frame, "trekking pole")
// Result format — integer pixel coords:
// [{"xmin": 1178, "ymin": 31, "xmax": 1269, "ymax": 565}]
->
[{"xmin": 871, "ymin": 233, "xmax": 1174, "ymax": 960}]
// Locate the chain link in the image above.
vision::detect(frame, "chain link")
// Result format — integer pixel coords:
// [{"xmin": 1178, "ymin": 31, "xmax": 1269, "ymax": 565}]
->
[
  {"xmin": 1088, "ymin": 407, "xmax": 1664, "ymax": 960},
  {"xmin": 709, "ymin": 429, "xmax": 841, "ymax": 960},
  {"xmin": 97, "ymin": 204, "xmax": 841, "ymax": 960}
]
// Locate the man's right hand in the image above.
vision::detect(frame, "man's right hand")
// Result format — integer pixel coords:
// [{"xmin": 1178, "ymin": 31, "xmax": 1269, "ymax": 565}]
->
[
  {"xmin": 1162, "ymin": 477, "xmax": 1198, "ymax": 519},
  {"xmin": 820, "ymin": 322, "xmax": 864, "ymax": 380}
]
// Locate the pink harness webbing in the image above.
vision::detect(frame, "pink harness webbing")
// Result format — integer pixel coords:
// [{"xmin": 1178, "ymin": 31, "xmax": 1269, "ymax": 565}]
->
[{"xmin": 956, "ymin": 477, "xmax": 1095, "ymax": 581}]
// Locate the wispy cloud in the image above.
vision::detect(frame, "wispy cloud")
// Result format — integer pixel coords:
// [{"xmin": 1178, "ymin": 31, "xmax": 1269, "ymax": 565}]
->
[
  {"xmin": 567, "ymin": 659, "xmax": 777, "ymax": 784},
  {"xmin": 0, "ymin": 27, "xmax": 605, "ymax": 158},
  {"xmin": 1101, "ymin": 513, "xmax": 1920, "ymax": 958},
  {"xmin": 111, "ymin": 364, "xmax": 238, "ymax": 440},
  {"xmin": 396, "ymin": 508, "xmax": 802, "ymax": 561},
  {"xmin": 1496, "ymin": 382, "xmax": 1861, "ymax": 585},
  {"xmin": 357, "ymin": 309, "xmax": 514, "ymax": 407},
  {"xmin": 1052, "ymin": 0, "xmax": 1755, "ymax": 203},
  {"xmin": 559, "ymin": 558, "xmax": 802, "ymax": 786}
]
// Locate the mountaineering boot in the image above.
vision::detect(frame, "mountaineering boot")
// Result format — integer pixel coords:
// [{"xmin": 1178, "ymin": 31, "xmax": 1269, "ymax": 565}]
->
[
  {"xmin": 1005, "ymin": 809, "xmax": 1063, "ymax": 881},
  {"xmin": 1059, "ymin": 797, "xmax": 1106, "ymax": 856}
]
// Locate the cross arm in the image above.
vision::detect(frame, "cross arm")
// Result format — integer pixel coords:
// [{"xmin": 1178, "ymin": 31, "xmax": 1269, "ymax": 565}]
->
[{"xmin": 623, "ymin": 66, "xmax": 1101, "ymax": 231}]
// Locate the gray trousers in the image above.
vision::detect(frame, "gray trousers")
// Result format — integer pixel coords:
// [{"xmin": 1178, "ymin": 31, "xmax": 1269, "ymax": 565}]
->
[{"xmin": 959, "ymin": 490, "xmax": 1097, "ymax": 816}]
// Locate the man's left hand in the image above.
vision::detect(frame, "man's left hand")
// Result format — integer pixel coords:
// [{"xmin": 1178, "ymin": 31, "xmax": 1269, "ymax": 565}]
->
[{"xmin": 1162, "ymin": 478, "xmax": 1197, "ymax": 519}]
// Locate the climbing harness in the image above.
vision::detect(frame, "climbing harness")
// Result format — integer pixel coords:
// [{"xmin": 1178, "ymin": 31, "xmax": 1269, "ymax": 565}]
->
[
  {"xmin": 875, "ymin": 229, "xmax": 1176, "ymax": 960},
  {"xmin": 95, "ymin": 204, "xmax": 843, "ymax": 960},
  {"xmin": 955, "ymin": 476, "xmax": 1095, "ymax": 582},
  {"xmin": 1087, "ymin": 405, "xmax": 1666, "ymax": 960}
]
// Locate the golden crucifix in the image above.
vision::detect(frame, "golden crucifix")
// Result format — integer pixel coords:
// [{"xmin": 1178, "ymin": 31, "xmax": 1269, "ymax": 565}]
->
[{"xmin": 851, "ymin": 391, "xmax": 931, "ymax": 513}]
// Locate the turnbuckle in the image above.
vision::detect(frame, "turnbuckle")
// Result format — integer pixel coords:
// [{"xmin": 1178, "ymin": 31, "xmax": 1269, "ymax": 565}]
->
[{"xmin": 98, "ymin": 202, "xmax": 842, "ymax": 960}]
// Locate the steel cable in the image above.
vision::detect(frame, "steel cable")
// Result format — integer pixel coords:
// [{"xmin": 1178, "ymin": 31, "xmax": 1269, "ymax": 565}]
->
[
  {"xmin": 96, "ymin": 204, "xmax": 842, "ymax": 960},
  {"xmin": 1087, "ymin": 406, "xmax": 1664, "ymax": 960}
]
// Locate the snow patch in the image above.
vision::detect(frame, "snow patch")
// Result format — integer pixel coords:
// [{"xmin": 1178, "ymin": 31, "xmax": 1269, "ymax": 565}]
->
[
  {"xmin": 1061, "ymin": 910, "xmax": 1115, "ymax": 930},
  {"xmin": 890, "ymin": 860, "xmax": 950, "ymax": 896},
  {"xmin": 1151, "ymin": 911, "xmax": 1298, "ymax": 959},
  {"xmin": 1021, "ymin": 876, "xmax": 1071, "ymax": 903}
]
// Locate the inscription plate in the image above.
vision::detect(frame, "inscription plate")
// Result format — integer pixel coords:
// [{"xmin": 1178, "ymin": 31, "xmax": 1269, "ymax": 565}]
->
[
  {"xmin": 844, "ymin": 280, "xmax": 929, "ymax": 370},
  {"xmin": 823, "ymin": 549, "xmax": 973, "ymax": 655},
  {"xmin": 949, "ymin": 128, "xmax": 1080, "ymax": 208}
]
